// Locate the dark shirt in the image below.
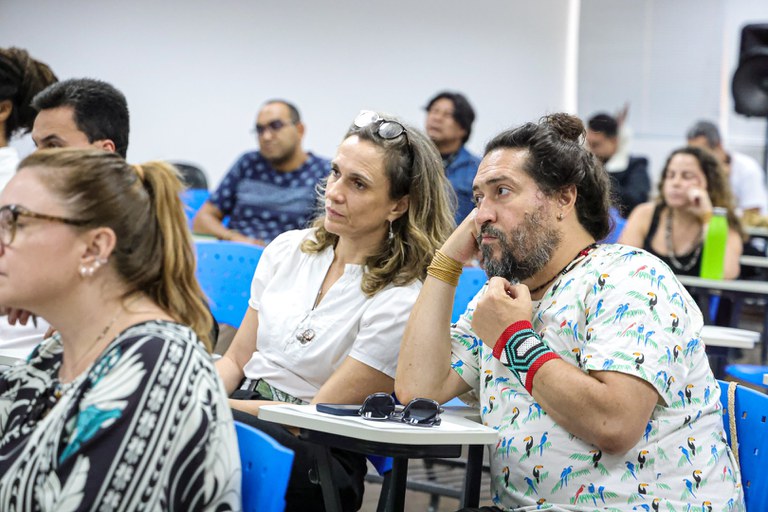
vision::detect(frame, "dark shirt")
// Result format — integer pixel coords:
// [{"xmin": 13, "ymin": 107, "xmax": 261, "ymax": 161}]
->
[
  {"xmin": 643, "ymin": 204, "xmax": 702, "ymax": 276},
  {"xmin": 609, "ymin": 156, "xmax": 651, "ymax": 218}
]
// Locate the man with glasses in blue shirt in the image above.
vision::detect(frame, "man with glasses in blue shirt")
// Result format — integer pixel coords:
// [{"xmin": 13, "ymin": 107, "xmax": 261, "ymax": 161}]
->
[{"xmin": 194, "ymin": 100, "xmax": 329, "ymax": 245}]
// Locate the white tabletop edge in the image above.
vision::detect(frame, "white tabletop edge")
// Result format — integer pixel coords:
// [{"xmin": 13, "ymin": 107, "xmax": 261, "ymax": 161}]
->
[
  {"xmin": 740, "ymin": 255, "xmax": 768, "ymax": 268},
  {"xmin": 745, "ymin": 226, "xmax": 768, "ymax": 237},
  {"xmin": 701, "ymin": 326, "xmax": 760, "ymax": 348},
  {"xmin": 258, "ymin": 404, "xmax": 498, "ymax": 446},
  {"xmin": 676, "ymin": 275, "xmax": 768, "ymax": 294}
]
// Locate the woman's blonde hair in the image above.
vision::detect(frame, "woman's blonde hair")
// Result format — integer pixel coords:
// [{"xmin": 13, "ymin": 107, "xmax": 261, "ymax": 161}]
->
[
  {"xmin": 18, "ymin": 148, "xmax": 213, "ymax": 349},
  {"xmin": 302, "ymin": 113, "xmax": 455, "ymax": 296}
]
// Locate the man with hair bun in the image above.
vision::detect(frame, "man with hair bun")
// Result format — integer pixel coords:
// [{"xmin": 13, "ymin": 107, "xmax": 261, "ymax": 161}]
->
[{"xmin": 397, "ymin": 113, "xmax": 744, "ymax": 511}]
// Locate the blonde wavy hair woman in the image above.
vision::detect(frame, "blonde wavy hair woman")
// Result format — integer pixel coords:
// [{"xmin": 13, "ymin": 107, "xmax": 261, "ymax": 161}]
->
[
  {"xmin": 0, "ymin": 149, "xmax": 239, "ymax": 510},
  {"xmin": 217, "ymin": 110, "xmax": 455, "ymax": 511}
]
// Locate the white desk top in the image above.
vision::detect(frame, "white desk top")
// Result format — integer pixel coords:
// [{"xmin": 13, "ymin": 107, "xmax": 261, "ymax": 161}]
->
[
  {"xmin": 700, "ymin": 325, "xmax": 760, "ymax": 349},
  {"xmin": 258, "ymin": 404, "xmax": 498, "ymax": 446},
  {"xmin": 745, "ymin": 226, "xmax": 768, "ymax": 237},
  {"xmin": 740, "ymin": 255, "xmax": 768, "ymax": 269},
  {"xmin": 677, "ymin": 275, "xmax": 768, "ymax": 295}
]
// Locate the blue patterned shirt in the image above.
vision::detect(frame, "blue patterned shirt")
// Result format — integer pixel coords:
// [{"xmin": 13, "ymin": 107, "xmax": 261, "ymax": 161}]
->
[{"xmin": 210, "ymin": 151, "xmax": 329, "ymax": 242}]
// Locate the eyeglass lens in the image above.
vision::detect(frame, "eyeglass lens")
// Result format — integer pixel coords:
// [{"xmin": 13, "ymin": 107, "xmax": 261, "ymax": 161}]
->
[
  {"xmin": 377, "ymin": 121, "xmax": 405, "ymax": 140},
  {"xmin": 401, "ymin": 399, "xmax": 442, "ymax": 426},
  {"xmin": 359, "ymin": 392, "xmax": 396, "ymax": 419},
  {"xmin": 353, "ymin": 111, "xmax": 406, "ymax": 141},
  {"xmin": 358, "ymin": 393, "xmax": 442, "ymax": 426},
  {"xmin": 255, "ymin": 119, "xmax": 287, "ymax": 135},
  {"xmin": 0, "ymin": 208, "xmax": 16, "ymax": 245}
]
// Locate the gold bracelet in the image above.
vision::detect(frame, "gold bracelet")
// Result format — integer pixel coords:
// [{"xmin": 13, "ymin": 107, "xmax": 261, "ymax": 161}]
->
[{"xmin": 427, "ymin": 249, "xmax": 464, "ymax": 286}]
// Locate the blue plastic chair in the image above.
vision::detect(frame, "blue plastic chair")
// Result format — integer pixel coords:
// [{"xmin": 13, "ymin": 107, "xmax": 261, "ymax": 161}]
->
[
  {"xmin": 724, "ymin": 364, "xmax": 768, "ymax": 389},
  {"xmin": 195, "ymin": 241, "xmax": 263, "ymax": 327},
  {"xmin": 601, "ymin": 207, "xmax": 627, "ymax": 244},
  {"xmin": 180, "ymin": 188, "xmax": 210, "ymax": 228},
  {"xmin": 235, "ymin": 421, "xmax": 294, "ymax": 512},
  {"xmin": 718, "ymin": 380, "xmax": 768, "ymax": 510},
  {"xmin": 452, "ymin": 267, "xmax": 487, "ymax": 322}
]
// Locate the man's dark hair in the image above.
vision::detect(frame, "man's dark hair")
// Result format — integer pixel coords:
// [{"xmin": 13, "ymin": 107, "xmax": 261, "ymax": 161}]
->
[
  {"xmin": 587, "ymin": 113, "xmax": 618, "ymax": 138},
  {"xmin": 263, "ymin": 99, "xmax": 301, "ymax": 124},
  {"xmin": 425, "ymin": 91, "xmax": 476, "ymax": 144},
  {"xmin": 31, "ymin": 78, "xmax": 130, "ymax": 158},
  {"xmin": 485, "ymin": 113, "xmax": 612, "ymax": 241},
  {"xmin": 685, "ymin": 120, "xmax": 721, "ymax": 149}
]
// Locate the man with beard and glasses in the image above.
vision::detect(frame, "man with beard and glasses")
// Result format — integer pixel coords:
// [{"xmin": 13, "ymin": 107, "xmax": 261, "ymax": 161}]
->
[
  {"xmin": 194, "ymin": 99, "xmax": 329, "ymax": 245},
  {"xmin": 396, "ymin": 113, "xmax": 744, "ymax": 511}
]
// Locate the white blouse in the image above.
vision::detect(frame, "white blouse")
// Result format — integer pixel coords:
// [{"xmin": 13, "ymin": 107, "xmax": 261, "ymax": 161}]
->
[
  {"xmin": 0, "ymin": 146, "xmax": 20, "ymax": 192},
  {"xmin": 242, "ymin": 229, "xmax": 421, "ymax": 402}
]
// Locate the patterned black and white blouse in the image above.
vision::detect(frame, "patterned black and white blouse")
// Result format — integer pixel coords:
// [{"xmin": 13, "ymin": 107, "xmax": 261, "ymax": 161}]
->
[{"xmin": 0, "ymin": 320, "xmax": 241, "ymax": 511}]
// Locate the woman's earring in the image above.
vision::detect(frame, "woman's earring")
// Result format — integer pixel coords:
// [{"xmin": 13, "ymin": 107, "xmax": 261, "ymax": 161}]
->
[
  {"xmin": 388, "ymin": 221, "xmax": 394, "ymax": 241},
  {"xmin": 557, "ymin": 213, "xmax": 564, "ymax": 221},
  {"xmin": 79, "ymin": 257, "xmax": 109, "ymax": 278}
]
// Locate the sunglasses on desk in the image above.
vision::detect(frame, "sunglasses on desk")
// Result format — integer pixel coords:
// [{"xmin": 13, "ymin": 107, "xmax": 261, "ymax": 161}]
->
[{"xmin": 316, "ymin": 392, "xmax": 443, "ymax": 427}]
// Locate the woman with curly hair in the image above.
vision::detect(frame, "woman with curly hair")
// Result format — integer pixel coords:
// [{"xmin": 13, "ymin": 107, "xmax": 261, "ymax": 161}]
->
[{"xmin": 619, "ymin": 145, "xmax": 743, "ymax": 278}]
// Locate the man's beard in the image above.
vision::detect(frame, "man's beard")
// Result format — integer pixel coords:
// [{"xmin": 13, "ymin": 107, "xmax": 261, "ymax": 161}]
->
[
  {"xmin": 266, "ymin": 150, "xmax": 293, "ymax": 168},
  {"xmin": 263, "ymin": 142, "xmax": 298, "ymax": 168},
  {"xmin": 478, "ymin": 209, "xmax": 561, "ymax": 282}
]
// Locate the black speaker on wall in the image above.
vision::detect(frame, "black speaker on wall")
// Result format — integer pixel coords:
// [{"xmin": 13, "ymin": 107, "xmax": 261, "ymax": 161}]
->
[{"xmin": 732, "ymin": 23, "xmax": 768, "ymax": 117}]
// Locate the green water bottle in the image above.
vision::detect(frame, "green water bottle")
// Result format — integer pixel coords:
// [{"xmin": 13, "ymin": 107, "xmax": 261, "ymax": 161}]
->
[{"xmin": 699, "ymin": 207, "xmax": 728, "ymax": 279}]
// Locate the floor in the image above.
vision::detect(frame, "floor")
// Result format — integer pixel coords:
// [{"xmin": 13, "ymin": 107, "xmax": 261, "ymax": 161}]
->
[
  {"xmin": 361, "ymin": 460, "xmax": 472, "ymax": 512},
  {"xmin": 362, "ymin": 480, "xmax": 460, "ymax": 512}
]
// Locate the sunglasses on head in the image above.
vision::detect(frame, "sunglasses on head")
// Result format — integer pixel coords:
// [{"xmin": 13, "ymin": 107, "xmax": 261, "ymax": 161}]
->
[
  {"xmin": 359, "ymin": 392, "xmax": 443, "ymax": 427},
  {"xmin": 353, "ymin": 110, "xmax": 411, "ymax": 147}
]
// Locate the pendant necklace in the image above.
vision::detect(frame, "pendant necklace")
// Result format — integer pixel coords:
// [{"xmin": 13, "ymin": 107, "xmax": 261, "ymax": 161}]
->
[
  {"xmin": 664, "ymin": 208, "xmax": 701, "ymax": 272},
  {"xmin": 529, "ymin": 243, "xmax": 598, "ymax": 294},
  {"xmin": 55, "ymin": 307, "xmax": 123, "ymax": 398}
]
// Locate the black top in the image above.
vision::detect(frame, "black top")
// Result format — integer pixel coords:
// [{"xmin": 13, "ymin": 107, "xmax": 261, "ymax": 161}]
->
[{"xmin": 643, "ymin": 204, "xmax": 702, "ymax": 276}]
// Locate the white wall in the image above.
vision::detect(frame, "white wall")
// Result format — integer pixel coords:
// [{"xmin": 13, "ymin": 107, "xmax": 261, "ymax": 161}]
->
[
  {"xmin": 1, "ymin": 0, "xmax": 572, "ymax": 187},
  {"xmin": 578, "ymin": 0, "xmax": 768, "ymax": 187}
]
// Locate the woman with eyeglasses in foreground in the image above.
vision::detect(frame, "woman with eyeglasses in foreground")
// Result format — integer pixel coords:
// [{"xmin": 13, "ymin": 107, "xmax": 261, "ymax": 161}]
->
[
  {"xmin": 0, "ymin": 149, "xmax": 240, "ymax": 510},
  {"xmin": 217, "ymin": 111, "xmax": 455, "ymax": 511}
]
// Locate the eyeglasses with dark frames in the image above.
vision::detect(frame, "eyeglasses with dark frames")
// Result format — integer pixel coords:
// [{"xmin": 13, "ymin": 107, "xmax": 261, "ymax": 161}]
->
[
  {"xmin": 353, "ymin": 110, "xmax": 412, "ymax": 153},
  {"xmin": 252, "ymin": 119, "xmax": 293, "ymax": 136},
  {"xmin": 0, "ymin": 204, "xmax": 90, "ymax": 246},
  {"xmin": 358, "ymin": 392, "xmax": 443, "ymax": 427}
]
